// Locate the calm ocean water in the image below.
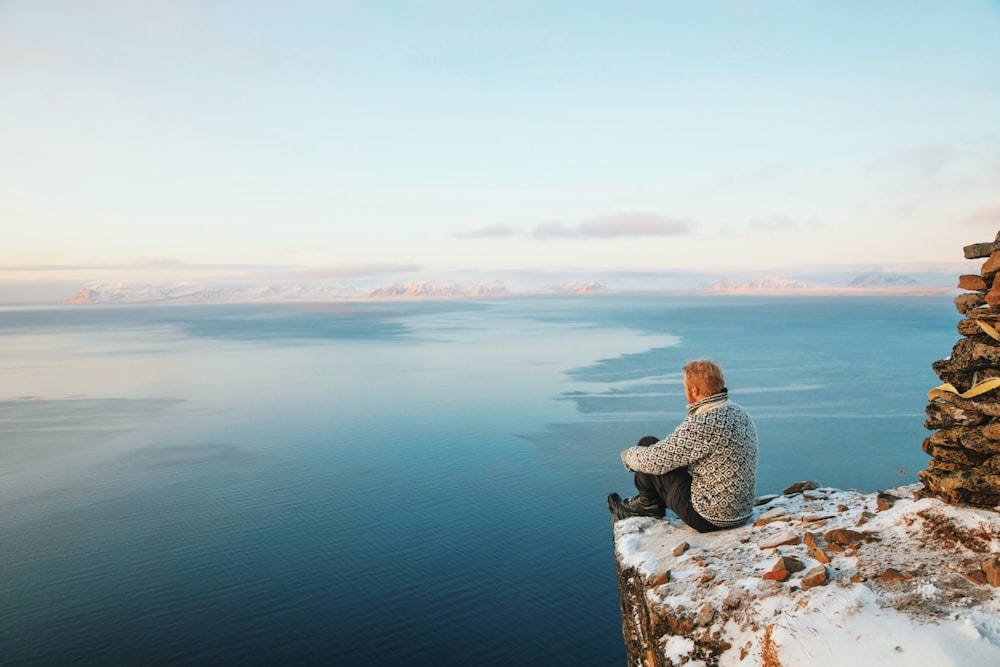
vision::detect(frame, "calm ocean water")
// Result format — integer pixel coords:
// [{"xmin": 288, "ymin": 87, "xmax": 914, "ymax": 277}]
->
[{"xmin": 0, "ymin": 294, "xmax": 956, "ymax": 666}]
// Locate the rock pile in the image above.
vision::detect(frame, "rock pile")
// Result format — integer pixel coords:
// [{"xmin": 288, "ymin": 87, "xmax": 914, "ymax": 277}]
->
[{"xmin": 920, "ymin": 231, "xmax": 1000, "ymax": 508}]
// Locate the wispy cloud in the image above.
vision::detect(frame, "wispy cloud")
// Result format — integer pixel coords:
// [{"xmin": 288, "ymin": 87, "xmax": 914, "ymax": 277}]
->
[
  {"xmin": 285, "ymin": 262, "xmax": 421, "ymax": 279},
  {"xmin": 544, "ymin": 213, "xmax": 691, "ymax": 239},
  {"xmin": 122, "ymin": 257, "xmax": 186, "ymax": 270},
  {"xmin": 455, "ymin": 212, "xmax": 692, "ymax": 242},
  {"xmin": 0, "ymin": 259, "xmax": 422, "ymax": 282},
  {"xmin": 0, "ymin": 260, "xmax": 293, "ymax": 273}
]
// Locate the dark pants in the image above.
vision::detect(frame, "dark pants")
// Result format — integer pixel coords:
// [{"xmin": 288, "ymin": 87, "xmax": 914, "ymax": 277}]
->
[{"xmin": 633, "ymin": 436, "xmax": 721, "ymax": 534}]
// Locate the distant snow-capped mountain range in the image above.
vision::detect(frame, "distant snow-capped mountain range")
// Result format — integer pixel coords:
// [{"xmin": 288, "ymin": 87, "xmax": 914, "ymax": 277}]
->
[
  {"xmin": 65, "ymin": 282, "xmax": 364, "ymax": 304},
  {"xmin": 60, "ymin": 271, "xmax": 949, "ymax": 305},
  {"xmin": 63, "ymin": 281, "xmax": 595, "ymax": 304},
  {"xmin": 708, "ymin": 277, "xmax": 810, "ymax": 292}
]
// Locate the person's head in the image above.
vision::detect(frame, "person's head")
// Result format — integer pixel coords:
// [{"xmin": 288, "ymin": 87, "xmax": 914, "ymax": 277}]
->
[{"xmin": 682, "ymin": 360, "xmax": 725, "ymax": 403}]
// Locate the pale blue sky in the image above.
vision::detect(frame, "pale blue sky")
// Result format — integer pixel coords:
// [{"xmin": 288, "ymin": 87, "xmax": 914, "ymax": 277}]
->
[{"xmin": 3, "ymin": 1, "xmax": 1000, "ymax": 286}]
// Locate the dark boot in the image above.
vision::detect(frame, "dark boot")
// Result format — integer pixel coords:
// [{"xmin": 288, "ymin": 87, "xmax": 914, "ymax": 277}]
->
[{"xmin": 607, "ymin": 492, "xmax": 665, "ymax": 521}]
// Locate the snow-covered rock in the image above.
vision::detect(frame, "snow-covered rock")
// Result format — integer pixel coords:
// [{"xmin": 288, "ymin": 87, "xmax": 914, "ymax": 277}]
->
[{"xmin": 613, "ymin": 483, "xmax": 1000, "ymax": 666}]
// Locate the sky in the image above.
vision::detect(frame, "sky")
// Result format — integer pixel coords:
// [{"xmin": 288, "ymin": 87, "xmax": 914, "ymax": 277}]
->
[{"xmin": 3, "ymin": 1, "xmax": 1000, "ymax": 294}]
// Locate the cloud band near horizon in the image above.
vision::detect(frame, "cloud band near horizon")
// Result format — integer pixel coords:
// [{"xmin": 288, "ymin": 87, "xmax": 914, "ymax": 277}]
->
[
  {"xmin": 0, "ymin": 260, "xmax": 422, "ymax": 279},
  {"xmin": 454, "ymin": 212, "xmax": 693, "ymax": 241}
]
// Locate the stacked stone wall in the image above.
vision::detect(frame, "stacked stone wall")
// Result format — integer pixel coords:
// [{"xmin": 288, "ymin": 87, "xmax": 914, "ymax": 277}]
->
[{"xmin": 919, "ymin": 231, "xmax": 1000, "ymax": 508}]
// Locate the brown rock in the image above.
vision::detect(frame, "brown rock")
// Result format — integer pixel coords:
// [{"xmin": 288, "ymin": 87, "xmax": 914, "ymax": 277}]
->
[
  {"xmin": 772, "ymin": 556, "xmax": 806, "ymax": 574},
  {"xmin": 983, "ymin": 555, "xmax": 1000, "ymax": 587},
  {"xmin": 802, "ymin": 514, "xmax": 834, "ymax": 524},
  {"xmin": 925, "ymin": 399, "xmax": 992, "ymax": 430},
  {"xmin": 696, "ymin": 602, "xmax": 716, "ymax": 626},
  {"xmin": 928, "ymin": 426, "xmax": 1000, "ymax": 452},
  {"xmin": 802, "ymin": 565, "xmax": 828, "ymax": 588},
  {"xmin": 664, "ymin": 613, "xmax": 695, "ymax": 636},
  {"xmin": 758, "ymin": 531, "xmax": 801, "ymax": 549},
  {"xmin": 880, "ymin": 568, "xmax": 911, "ymax": 582},
  {"xmin": 763, "ymin": 569, "xmax": 790, "ymax": 582},
  {"xmin": 959, "ymin": 274, "xmax": 988, "ymax": 291},
  {"xmin": 965, "ymin": 308, "xmax": 1000, "ymax": 322},
  {"xmin": 942, "ymin": 562, "xmax": 987, "ymax": 585},
  {"xmin": 928, "ymin": 366, "xmax": 1000, "ymax": 394},
  {"xmin": 965, "ymin": 239, "xmax": 1000, "ymax": 260},
  {"xmin": 783, "ymin": 480, "xmax": 820, "ymax": 495},
  {"xmin": 971, "ymin": 491, "xmax": 1000, "ymax": 506},
  {"xmin": 723, "ymin": 592, "xmax": 744, "ymax": 610},
  {"xmin": 958, "ymin": 319, "xmax": 985, "ymax": 337},
  {"xmin": 648, "ymin": 571, "xmax": 670, "ymax": 587},
  {"xmin": 918, "ymin": 469, "xmax": 1000, "ymax": 507},
  {"xmin": 946, "ymin": 337, "xmax": 1000, "ymax": 372},
  {"xmin": 932, "ymin": 357, "xmax": 957, "ymax": 379},
  {"xmin": 754, "ymin": 507, "xmax": 792, "ymax": 526},
  {"xmin": 928, "ymin": 459, "xmax": 963, "ymax": 472},
  {"xmin": 876, "ymin": 492, "xmax": 900, "ymax": 511},
  {"xmin": 922, "ymin": 443, "xmax": 992, "ymax": 467},
  {"xmin": 967, "ymin": 570, "xmax": 989, "ymax": 585},
  {"xmin": 983, "ymin": 250, "xmax": 1000, "ymax": 281},
  {"xmin": 825, "ymin": 528, "xmax": 867, "ymax": 547},
  {"xmin": 850, "ymin": 573, "xmax": 866, "ymax": 583},
  {"xmin": 804, "ymin": 532, "xmax": 832, "ymax": 564},
  {"xmin": 919, "ymin": 467, "xmax": 1000, "ymax": 496},
  {"xmin": 672, "ymin": 542, "xmax": 689, "ymax": 557},
  {"xmin": 988, "ymin": 285, "xmax": 1000, "ymax": 309},
  {"xmin": 956, "ymin": 292, "xmax": 987, "ymax": 314}
]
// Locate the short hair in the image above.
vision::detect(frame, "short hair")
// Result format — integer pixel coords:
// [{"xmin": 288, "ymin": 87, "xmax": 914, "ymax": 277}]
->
[{"xmin": 683, "ymin": 360, "xmax": 726, "ymax": 396}]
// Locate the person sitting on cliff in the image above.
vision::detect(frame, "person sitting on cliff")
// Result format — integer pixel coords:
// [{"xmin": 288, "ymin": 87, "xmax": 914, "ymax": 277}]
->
[{"xmin": 607, "ymin": 360, "xmax": 758, "ymax": 532}]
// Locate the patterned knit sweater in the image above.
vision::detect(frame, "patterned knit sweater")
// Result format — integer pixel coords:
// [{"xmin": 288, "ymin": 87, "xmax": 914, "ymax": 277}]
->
[{"xmin": 620, "ymin": 392, "xmax": 758, "ymax": 528}]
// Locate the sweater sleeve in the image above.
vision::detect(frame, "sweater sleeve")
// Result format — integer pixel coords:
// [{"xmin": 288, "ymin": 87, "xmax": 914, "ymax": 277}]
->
[{"xmin": 620, "ymin": 416, "xmax": 711, "ymax": 474}]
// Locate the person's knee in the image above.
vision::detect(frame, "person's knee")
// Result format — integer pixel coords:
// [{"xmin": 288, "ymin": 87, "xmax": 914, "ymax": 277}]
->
[
  {"xmin": 632, "ymin": 471, "xmax": 663, "ymax": 500},
  {"xmin": 633, "ymin": 470, "xmax": 655, "ymax": 489}
]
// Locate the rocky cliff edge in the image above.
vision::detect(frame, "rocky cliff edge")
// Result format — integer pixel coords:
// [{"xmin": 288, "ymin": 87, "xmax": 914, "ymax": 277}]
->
[{"xmin": 613, "ymin": 482, "xmax": 1000, "ymax": 666}]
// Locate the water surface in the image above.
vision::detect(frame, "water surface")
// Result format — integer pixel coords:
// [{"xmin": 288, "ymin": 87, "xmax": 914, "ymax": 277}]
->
[{"xmin": 0, "ymin": 295, "xmax": 956, "ymax": 665}]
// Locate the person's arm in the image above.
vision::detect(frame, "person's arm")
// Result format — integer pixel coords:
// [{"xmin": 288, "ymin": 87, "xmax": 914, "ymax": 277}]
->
[{"xmin": 621, "ymin": 417, "xmax": 710, "ymax": 474}]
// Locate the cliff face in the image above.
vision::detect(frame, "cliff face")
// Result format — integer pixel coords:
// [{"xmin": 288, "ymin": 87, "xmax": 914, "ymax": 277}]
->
[{"xmin": 612, "ymin": 483, "xmax": 1000, "ymax": 666}]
